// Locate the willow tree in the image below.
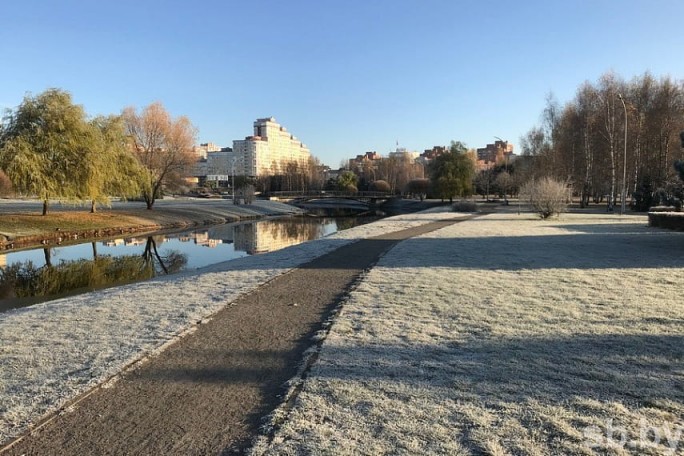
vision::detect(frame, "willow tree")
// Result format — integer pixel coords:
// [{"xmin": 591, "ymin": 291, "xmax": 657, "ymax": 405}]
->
[
  {"xmin": 83, "ymin": 115, "xmax": 145, "ymax": 212},
  {"xmin": 430, "ymin": 141, "xmax": 476, "ymax": 203},
  {"xmin": 122, "ymin": 102, "xmax": 196, "ymax": 209},
  {"xmin": 0, "ymin": 89, "xmax": 91, "ymax": 215}
]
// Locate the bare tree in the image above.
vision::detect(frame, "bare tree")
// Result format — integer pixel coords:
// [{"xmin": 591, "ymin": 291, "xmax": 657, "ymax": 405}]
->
[
  {"xmin": 521, "ymin": 177, "xmax": 571, "ymax": 219},
  {"xmin": 596, "ymin": 73, "xmax": 624, "ymax": 210},
  {"xmin": 522, "ymin": 71, "xmax": 684, "ymax": 211},
  {"xmin": 123, "ymin": 102, "xmax": 197, "ymax": 209}
]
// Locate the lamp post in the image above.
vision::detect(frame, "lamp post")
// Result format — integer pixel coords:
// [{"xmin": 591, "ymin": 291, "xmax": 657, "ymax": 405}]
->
[
  {"xmin": 494, "ymin": 136, "xmax": 508, "ymax": 205},
  {"xmin": 229, "ymin": 156, "xmax": 236, "ymax": 203},
  {"xmin": 618, "ymin": 93, "xmax": 628, "ymax": 215}
]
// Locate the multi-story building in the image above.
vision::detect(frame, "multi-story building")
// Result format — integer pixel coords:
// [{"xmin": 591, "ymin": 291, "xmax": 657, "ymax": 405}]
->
[
  {"xmin": 193, "ymin": 142, "xmax": 221, "ymax": 160},
  {"xmin": 475, "ymin": 140, "xmax": 516, "ymax": 171},
  {"xmin": 348, "ymin": 151, "xmax": 382, "ymax": 173},
  {"xmin": 418, "ymin": 146, "xmax": 448, "ymax": 165},
  {"xmin": 205, "ymin": 148, "xmax": 233, "ymax": 183},
  {"xmin": 189, "ymin": 147, "xmax": 233, "ymax": 186},
  {"xmin": 476, "ymin": 140, "xmax": 514, "ymax": 164},
  {"xmin": 231, "ymin": 117, "xmax": 311, "ymax": 177},
  {"xmin": 388, "ymin": 147, "xmax": 419, "ymax": 161}
]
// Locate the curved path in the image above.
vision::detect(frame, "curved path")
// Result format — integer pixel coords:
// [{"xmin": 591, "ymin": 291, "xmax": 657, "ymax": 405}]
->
[{"xmin": 2, "ymin": 218, "xmax": 464, "ymax": 455}]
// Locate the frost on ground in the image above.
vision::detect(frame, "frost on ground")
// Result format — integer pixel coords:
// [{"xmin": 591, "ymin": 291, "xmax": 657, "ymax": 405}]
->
[
  {"xmin": 252, "ymin": 212, "xmax": 684, "ymax": 456},
  {"xmin": 0, "ymin": 209, "xmax": 464, "ymax": 445}
]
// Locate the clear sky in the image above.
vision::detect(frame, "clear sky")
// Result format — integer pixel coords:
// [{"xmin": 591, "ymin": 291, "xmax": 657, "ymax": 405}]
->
[{"xmin": 2, "ymin": 0, "xmax": 684, "ymax": 167}]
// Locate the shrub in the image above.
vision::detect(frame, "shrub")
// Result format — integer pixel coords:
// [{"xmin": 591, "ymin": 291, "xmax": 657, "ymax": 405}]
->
[
  {"xmin": 520, "ymin": 177, "xmax": 571, "ymax": 219},
  {"xmin": 369, "ymin": 180, "xmax": 390, "ymax": 192},
  {"xmin": 342, "ymin": 184, "xmax": 358, "ymax": 194},
  {"xmin": 452, "ymin": 201, "xmax": 478, "ymax": 212},
  {"xmin": 406, "ymin": 178, "xmax": 430, "ymax": 200}
]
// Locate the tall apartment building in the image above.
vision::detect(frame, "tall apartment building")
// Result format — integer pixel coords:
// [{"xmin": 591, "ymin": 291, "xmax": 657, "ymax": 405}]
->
[{"xmin": 231, "ymin": 117, "xmax": 311, "ymax": 177}]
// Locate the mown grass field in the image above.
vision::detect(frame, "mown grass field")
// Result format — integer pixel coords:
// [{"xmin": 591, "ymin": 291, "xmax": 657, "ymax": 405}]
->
[{"xmin": 253, "ymin": 212, "xmax": 684, "ymax": 455}]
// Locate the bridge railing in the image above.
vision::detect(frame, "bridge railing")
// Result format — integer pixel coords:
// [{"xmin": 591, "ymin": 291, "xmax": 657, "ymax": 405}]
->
[{"xmin": 267, "ymin": 191, "xmax": 392, "ymax": 198}]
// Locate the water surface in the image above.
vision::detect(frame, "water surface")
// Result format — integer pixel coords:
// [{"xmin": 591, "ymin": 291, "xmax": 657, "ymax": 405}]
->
[{"xmin": 0, "ymin": 216, "xmax": 374, "ymax": 311}]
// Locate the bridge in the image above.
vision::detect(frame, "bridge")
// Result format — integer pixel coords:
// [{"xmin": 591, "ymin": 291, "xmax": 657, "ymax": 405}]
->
[{"xmin": 267, "ymin": 191, "xmax": 394, "ymax": 205}]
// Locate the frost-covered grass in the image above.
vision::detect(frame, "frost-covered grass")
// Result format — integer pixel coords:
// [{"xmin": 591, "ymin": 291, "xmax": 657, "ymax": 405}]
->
[
  {"xmin": 0, "ymin": 209, "xmax": 464, "ymax": 445},
  {"xmin": 252, "ymin": 212, "xmax": 684, "ymax": 455}
]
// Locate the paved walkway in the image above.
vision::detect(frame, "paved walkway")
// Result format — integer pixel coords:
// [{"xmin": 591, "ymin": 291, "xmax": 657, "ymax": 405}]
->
[{"xmin": 2, "ymin": 219, "xmax": 463, "ymax": 456}]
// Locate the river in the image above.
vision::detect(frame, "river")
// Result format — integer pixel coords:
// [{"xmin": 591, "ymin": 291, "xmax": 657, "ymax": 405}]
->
[{"xmin": 0, "ymin": 215, "xmax": 377, "ymax": 312}]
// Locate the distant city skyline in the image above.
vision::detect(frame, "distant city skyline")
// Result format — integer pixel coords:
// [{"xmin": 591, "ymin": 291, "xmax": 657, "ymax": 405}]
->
[{"xmin": 2, "ymin": 0, "xmax": 684, "ymax": 167}]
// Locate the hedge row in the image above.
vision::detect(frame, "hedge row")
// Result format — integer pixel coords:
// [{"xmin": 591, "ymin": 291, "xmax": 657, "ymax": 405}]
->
[{"xmin": 648, "ymin": 211, "xmax": 684, "ymax": 230}]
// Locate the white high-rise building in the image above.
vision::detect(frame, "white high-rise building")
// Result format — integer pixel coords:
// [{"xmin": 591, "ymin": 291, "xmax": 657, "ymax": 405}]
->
[{"xmin": 231, "ymin": 117, "xmax": 311, "ymax": 177}]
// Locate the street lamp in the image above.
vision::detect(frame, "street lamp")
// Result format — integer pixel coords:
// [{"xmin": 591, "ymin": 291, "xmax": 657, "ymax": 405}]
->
[
  {"xmin": 617, "ymin": 93, "xmax": 628, "ymax": 215},
  {"xmin": 494, "ymin": 136, "xmax": 508, "ymax": 204},
  {"xmin": 229, "ymin": 156, "xmax": 236, "ymax": 203}
]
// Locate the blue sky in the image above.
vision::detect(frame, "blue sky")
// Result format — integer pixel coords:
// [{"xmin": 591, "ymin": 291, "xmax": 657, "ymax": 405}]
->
[{"xmin": 2, "ymin": 0, "xmax": 684, "ymax": 167}]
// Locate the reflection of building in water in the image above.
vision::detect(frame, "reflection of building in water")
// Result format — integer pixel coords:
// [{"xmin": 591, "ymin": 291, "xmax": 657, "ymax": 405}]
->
[
  {"xmin": 124, "ymin": 238, "xmax": 148, "ymax": 247},
  {"xmin": 124, "ymin": 237, "xmax": 166, "ymax": 247},
  {"xmin": 103, "ymin": 239, "xmax": 124, "ymax": 247},
  {"xmin": 206, "ymin": 225, "xmax": 235, "ymax": 244},
  {"xmin": 193, "ymin": 231, "xmax": 222, "ymax": 248},
  {"xmin": 0, "ymin": 254, "xmax": 6, "ymax": 269},
  {"xmin": 233, "ymin": 221, "xmax": 324, "ymax": 254}
]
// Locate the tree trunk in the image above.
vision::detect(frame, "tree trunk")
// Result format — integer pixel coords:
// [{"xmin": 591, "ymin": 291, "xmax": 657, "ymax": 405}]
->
[
  {"xmin": 145, "ymin": 194, "xmax": 154, "ymax": 210},
  {"xmin": 92, "ymin": 242, "xmax": 98, "ymax": 259},
  {"xmin": 43, "ymin": 248, "xmax": 52, "ymax": 267},
  {"xmin": 609, "ymin": 148, "xmax": 616, "ymax": 210},
  {"xmin": 91, "ymin": 199, "xmax": 97, "ymax": 213},
  {"xmin": 42, "ymin": 200, "xmax": 49, "ymax": 216}
]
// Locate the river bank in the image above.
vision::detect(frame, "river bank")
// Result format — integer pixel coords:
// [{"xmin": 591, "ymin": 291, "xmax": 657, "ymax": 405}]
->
[
  {"xmin": 0, "ymin": 197, "xmax": 448, "ymax": 252},
  {"xmin": 0, "ymin": 199, "xmax": 303, "ymax": 251}
]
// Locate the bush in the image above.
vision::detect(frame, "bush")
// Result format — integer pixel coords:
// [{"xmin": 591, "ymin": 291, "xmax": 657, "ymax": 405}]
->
[
  {"xmin": 520, "ymin": 177, "xmax": 571, "ymax": 219},
  {"xmin": 452, "ymin": 201, "xmax": 478, "ymax": 212},
  {"xmin": 342, "ymin": 184, "xmax": 358, "ymax": 193},
  {"xmin": 648, "ymin": 211, "xmax": 684, "ymax": 230},
  {"xmin": 407, "ymin": 178, "xmax": 430, "ymax": 200},
  {"xmin": 369, "ymin": 180, "xmax": 390, "ymax": 192}
]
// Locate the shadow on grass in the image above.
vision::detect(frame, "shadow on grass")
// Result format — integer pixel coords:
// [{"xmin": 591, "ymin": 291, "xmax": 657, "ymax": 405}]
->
[
  {"xmin": 137, "ymin": 331, "xmax": 684, "ymax": 453},
  {"xmin": 311, "ymin": 333, "xmax": 684, "ymax": 404},
  {"xmin": 136, "ymin": 332, "xmax": 684, "ymax": 402},
  {"xmin": 297, "ymin": 223, "xmax": 684, "ymax": 270},
  {"xmin": 284, "ymin": 332, "xmax": 684, "ymax": 454}
]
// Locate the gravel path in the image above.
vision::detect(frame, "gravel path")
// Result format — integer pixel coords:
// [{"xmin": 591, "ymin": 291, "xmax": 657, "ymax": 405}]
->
[{"xmin": 2, "ymin": 218, "xmax": 464, "ymax": 455}]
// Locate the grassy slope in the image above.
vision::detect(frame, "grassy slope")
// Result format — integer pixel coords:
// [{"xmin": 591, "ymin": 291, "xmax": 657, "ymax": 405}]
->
[
  {"xmin": 253, "ymin": 212, "xmax": 684, "ymax": 455},
  {"xmin": 0, "ymin": 200, "xmax": 303, "ymax": 247},
  {"xmin": 0, "ymin": 212, "xmax": 149, "ymax": 238}
]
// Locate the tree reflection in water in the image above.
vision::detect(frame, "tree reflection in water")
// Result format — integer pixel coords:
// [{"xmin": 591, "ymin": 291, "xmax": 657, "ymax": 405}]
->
[{"xmin": 0, "ymin": 236, "xmax": 187, "ymax": 302}]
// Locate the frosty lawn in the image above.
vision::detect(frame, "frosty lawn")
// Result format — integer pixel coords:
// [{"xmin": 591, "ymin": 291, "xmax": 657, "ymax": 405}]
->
[
  {"xmin": 252, "ymin": 212, "xmax": 684, "ymax": 455},
  {"xmin": 0, "ymin": 210, "xmax": 467, "ymax": 446}
]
